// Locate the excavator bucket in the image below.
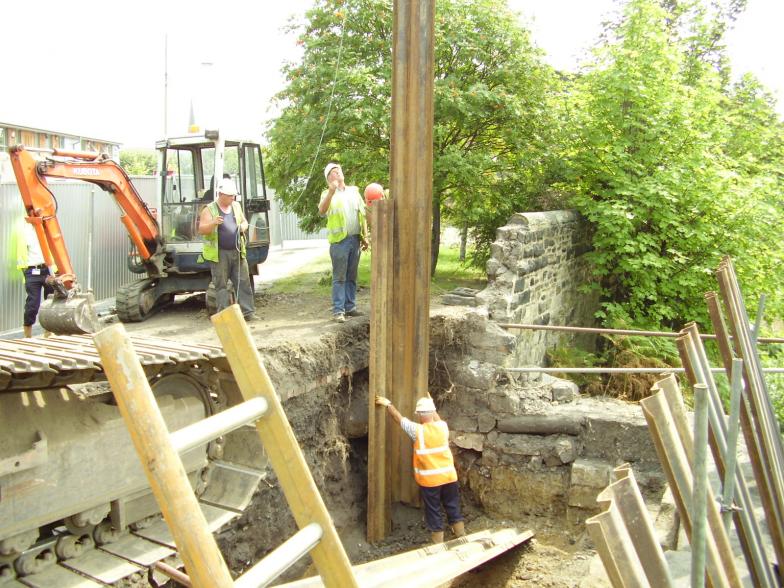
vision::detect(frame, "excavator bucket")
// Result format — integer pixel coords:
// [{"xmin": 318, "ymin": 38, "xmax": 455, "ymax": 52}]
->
[{"xmin": 38, "ymin": 291, "xmax": 99, "ymax": 335}]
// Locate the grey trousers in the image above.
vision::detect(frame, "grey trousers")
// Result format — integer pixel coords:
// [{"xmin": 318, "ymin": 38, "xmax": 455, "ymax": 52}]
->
[{"xmin": 209, "ymin": 249, "xmax": 255, "ymax": 317}]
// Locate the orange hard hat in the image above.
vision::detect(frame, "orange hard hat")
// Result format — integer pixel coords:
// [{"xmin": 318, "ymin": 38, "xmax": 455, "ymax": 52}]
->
[{"xmin": 364, "ymin": 183, "xmax": 384, "ymax": 206}]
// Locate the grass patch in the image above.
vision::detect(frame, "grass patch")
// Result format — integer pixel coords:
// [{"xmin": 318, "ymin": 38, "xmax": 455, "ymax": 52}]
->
[{"xmin": 268, "ymin": 242, "xmax": 485, "ymax": 296}]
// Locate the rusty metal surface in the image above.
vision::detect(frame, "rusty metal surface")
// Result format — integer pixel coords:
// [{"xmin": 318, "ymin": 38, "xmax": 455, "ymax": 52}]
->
[{"xmin": 0, "ymin": 334, "xmax": 225, "ymax": 392}]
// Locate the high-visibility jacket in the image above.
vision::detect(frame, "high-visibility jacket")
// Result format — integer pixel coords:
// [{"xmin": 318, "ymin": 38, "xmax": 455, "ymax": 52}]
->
[
  {"xmin": 202, "ymin": 201, "xmax": 246, "ymax": 262},
  {"xmin": 323, "ymin": 187, "xmax": 366, "ymax": 244},
  {"xmin": 413, "ymin": 421, "xmax": 458, "ymax": 487}
]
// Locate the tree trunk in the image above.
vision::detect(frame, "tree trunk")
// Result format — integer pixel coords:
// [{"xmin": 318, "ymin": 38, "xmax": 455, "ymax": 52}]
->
[
  {"xmin": 459, "ymin": 225, "xmax": 468, "ymax": 262},
  {"xmin": 431, "ymin": 197, "xmax": 441, "ymax": 277}
]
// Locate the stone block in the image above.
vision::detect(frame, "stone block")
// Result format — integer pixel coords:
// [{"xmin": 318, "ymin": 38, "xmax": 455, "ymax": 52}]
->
[
  {"xmin": 452, "ymin": 360, "xmax": 498, "ymax": 390},
  {"xmin": 570, "ymin": 458, "xmax": 612, "ymax": 488},
  {"xmin": 567, "ymin": 484, "xmax": 602, "ymax": 509},
  {"xmin": 466, "ymin": 464, "xmax": 569, "ymax": 518},
  {"xmin": 551, "ymin": 379, "xmax": 578, "ymax": 403},
  {"xmin": 478, "ymin": 413, "xmax": 496, "ymax": 433},
  {"xmin": 451, "ymin": 431, "xmax": 484, "ymax": 451},
  {"xmin": 450, "ymin": 414, "xmax": 478, "ymax": 432},
  {"xmin": 486, "ymin": 432, "xmax": 578, "ymax": 466},
  {"xmin": 442, "ymin": 293, "xmax": 478, "ymax": 307}
]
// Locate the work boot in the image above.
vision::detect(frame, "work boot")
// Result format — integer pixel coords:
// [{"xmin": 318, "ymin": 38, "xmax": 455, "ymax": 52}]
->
[
  {"xmin": 23, "ymin": 325, "xmax": 32, "ymax": 338},
  {"xmin": 430, "ymin": 531, "xmax": 444, "ymax": 544},
  {"xmin": 451, "ymin": 521, "xmax": 466, "ymax": 538}
]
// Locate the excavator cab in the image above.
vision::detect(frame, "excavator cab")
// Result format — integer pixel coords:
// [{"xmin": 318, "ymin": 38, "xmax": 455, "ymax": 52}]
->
[{"xmin": 155, "ymin": 133, "xmax": 270, "ymax": 274}]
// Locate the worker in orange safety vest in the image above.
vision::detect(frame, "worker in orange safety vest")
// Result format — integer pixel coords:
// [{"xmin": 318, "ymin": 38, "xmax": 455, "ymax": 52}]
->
[{"xmin": 375, "ymin": 394, "xmax": 466, "ymax": 543}]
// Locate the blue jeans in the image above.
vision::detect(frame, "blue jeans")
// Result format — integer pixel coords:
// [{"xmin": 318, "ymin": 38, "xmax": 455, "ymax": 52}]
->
[{"xmin": 329, "ymin": 234, "xmax": 360, "ymax": 315}]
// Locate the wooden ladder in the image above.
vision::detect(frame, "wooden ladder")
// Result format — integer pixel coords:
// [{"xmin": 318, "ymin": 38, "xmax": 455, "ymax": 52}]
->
[{"xmin": 93, "ymin": 305, "xmax": 358, "ymax": 588}]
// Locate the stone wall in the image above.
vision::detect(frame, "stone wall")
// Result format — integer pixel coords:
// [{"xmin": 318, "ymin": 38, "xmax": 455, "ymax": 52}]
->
[{"xmin": 476, "ymin": 210, "xmax": 600, "ymax": 366}]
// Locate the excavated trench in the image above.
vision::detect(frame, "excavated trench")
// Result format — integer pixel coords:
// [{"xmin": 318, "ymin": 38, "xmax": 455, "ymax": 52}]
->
[{"xmin": 202, "ymin": 306, "xmax": 667, "ymax": 585}]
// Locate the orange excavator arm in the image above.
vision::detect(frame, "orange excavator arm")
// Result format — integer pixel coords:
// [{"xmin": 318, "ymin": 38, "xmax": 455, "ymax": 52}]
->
[{"xmin": 9, "ymin": 145, "xmax": 165, "ymax": 293}]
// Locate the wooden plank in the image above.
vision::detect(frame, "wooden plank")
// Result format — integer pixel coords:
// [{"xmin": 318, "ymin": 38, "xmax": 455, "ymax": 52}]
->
[
  {"xmin": 93, "ymin": 324, "xmax": 234, "ymax": 588},
  {"xmin": 368, "ymin": 201, "xmax": 394, "ymax": 542},
  {"xmin": 211, "ymin": 305, "xmax": 358, "ymax": 588},
  {"xmin": 389, "ymin": 0, "xmax": 435, "ymax": 506}
]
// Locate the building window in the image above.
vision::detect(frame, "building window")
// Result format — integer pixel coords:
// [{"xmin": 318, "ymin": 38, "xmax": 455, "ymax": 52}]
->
[{"xmin": 0, "ymin": 128, "xmax": 6, "ymax": 148}]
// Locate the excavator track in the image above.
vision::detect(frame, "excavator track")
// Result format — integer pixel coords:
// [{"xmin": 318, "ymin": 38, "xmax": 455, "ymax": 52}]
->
[
  {"xmin": 0, "ymin": 335, "xmax": 264, "ymax": 587},
  {"xmin": 115, "ymin": 279, "xmax": 173, "ymax": 323}
]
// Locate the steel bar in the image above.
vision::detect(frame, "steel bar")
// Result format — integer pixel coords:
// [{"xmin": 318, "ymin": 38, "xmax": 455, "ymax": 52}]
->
[
  {"xmin": 721, "ymin": 359, "xmax": 743, "ymax": 530},
  {"xmin": 504, "ymin": 367, "xmax": 784, "ymax": 374},
  {"xmin": 611, "ymin": 465, "xmax": 674, "ymax": 587},
  {"xmin": 641, "ymin": 389, "xmax": 735, "ymax": 588},
  {"xmin": 678, "ymin": 326, "xmax": 775, "ymax": 587},
  {"xmin": 586, "ymin": 499, "xmax": 651, "ymax": 588},
  {"xmin": 389, "ymin": 0, "xmax": 436, "ymax": 506},
  {"xmin": 498, "ymin": 322, "xmax": 784, "ymax": 344},
  {"xmin": 367, "ymin": 200, "xmax": 394, "ymax": 543},
  {"xmin": 692, "ymin": 384, "xmax": 710, "ymax": 588},
  {"xmin": 154, "ymin": 562, "xmax": 192, "ymax": 588},
  {"xmin": 93, "ymin": 324, "xmax": 234, "ymax": 588},
  {"xmin": 275, "ymin": 527, "xmax": 534, "ymax": 588},
  {"xmin": 235, "ymin": 523, "xmax": 323, "ymax": 588},
  {"xmin": 170, "ymin": 397, "xmax": 268, "ymax": 455},
  {"xmin": 717, "ymin": 258, "xmax": 784, "ymax": 569},
  {"xmin": 752, "ymin": 295, "xmax": 766, "ymax": 345}
]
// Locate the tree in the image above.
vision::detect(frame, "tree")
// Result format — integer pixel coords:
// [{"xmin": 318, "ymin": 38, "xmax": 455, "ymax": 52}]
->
[
  {"xmin": 119, "ymin": 149, "xmax": 157, "ymax": 176},
  {"xmin": 266, "ymin": 0, "xmax": 557, "ymax": 272},
  {"xmin": 561, "ymin": 0, "xmax": 783, "ymax": 327}
]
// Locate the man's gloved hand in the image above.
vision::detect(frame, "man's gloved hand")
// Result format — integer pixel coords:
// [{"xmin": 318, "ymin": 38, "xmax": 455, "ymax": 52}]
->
[{"xmin": 375, "ymin": 396, "xmax": 391, "ymax": 407}]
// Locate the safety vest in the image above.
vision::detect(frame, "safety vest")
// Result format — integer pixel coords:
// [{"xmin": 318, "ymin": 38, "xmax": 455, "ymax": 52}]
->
[
  {"xmin": 324, "ymin": 188, "xmax": 366, "ymax": 244},
  {"xmin": 202, "ymin": 201, "xmax": 246, "ymax": 262},
  {"xmin": 413, "ymin": 421, "xmax": 458, "ymax": 488}
]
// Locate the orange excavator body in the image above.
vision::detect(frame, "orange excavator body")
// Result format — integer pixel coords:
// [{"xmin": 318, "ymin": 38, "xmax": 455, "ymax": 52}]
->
[{"xmin": 9, "ymin": 145, "xmax": 165, "ymax": 333}]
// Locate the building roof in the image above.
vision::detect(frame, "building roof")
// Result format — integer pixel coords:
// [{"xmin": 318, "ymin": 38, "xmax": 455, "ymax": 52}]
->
[{"xmin": 0, "ymin": 121, "xmax": 121, "ymax": 146}]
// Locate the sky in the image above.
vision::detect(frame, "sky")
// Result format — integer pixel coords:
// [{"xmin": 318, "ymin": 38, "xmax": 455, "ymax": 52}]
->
[{"xmin": 1, "ymin": 0, "xmax": 781, "ymax": 149}]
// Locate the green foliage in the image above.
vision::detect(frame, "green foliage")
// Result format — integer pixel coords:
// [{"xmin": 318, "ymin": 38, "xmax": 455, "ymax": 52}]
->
[
  {"xmin": 559, "ymin": 0, "xmax": 784, "ymax": 328},
  {"xmin": 119, "ymin": 149, "xmax": 157, "ymax": 176},
  {"xmin": 269, "ymin": 241, "xmax": 485, "ymax": 296},
  {"xmin": 548, "ymin": 325, "xmax": 682, "ymax": 400},
  {"xmin": 266, "ymin": 0, "xmax": 558, "ymax": 270}
]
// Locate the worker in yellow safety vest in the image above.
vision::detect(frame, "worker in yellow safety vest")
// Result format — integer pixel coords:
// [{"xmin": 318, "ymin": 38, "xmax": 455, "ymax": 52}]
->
[{"xmin": 375, "ymin": 394, "xmax": 466, "ymax": 543}]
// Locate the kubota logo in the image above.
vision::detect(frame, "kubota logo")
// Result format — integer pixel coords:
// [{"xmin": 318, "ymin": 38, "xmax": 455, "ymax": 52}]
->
[{"xmin": 73, "ymin": 168, "xmax": 100, "ymax": 176}]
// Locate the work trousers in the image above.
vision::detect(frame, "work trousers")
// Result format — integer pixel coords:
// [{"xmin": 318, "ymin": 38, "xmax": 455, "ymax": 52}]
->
[
  {"xmin": 420, "ymin": 481, "xmax": 463, "ymax": 532},
  {"xmin": 22, "ymin": 266, "xmax": 53, "ymax": 327},
  {"xmin": 209, "ymin": 249, "xmax": 255, "ymax": 318},
  {"xmin": 329, "ymin": 234, "xmax": 360, "ymax": 315}
]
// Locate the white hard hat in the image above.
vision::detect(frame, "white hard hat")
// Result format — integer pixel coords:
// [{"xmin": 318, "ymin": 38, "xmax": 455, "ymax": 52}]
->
[
  {"xmin": 415, "ymin": 397, "xmax": 436, "ymax": 413},
  {"xmin": 217, "ymin": 178, "xmax": 239, "ymax": 196},
  {"xmin": 324, "ymin": 162, "xmax": 341, "ymax": 181}
]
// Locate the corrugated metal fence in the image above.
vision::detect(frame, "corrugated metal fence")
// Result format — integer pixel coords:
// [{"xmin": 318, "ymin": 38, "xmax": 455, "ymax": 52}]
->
[{"xmin": 1, "ymin": 177, "xmax": 323, "ymax": 335}]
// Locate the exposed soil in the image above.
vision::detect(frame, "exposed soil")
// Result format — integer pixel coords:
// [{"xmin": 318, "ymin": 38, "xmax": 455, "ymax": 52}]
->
[{"xmin": 119, "ymin": 286, "xmax": 604, "ymax": 587}]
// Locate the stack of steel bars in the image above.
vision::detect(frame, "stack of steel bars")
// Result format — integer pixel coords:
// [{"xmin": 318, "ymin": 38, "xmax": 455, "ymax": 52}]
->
[
  {"xmin": 640, "ymin": 376, "xmax": 741, "ymax": 587},
  {"xmin": 687, "ymin": 256, "xmax": 784, "ymax": 582},
  {"xmin": 586, "ymin": 464, "xmax": 674, "ymax": 587},
  {"xmin": 677, "ymin": 323, "xmax": 777, "ymax": 587}
]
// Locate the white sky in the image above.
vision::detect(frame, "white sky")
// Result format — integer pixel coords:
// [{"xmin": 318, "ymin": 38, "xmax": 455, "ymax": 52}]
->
[{"xmin": 1, "ymin": 0, "xmax": 780, "ymax": 149}]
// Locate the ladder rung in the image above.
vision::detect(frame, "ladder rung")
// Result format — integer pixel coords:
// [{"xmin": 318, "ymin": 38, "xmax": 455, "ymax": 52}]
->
[
  {"xmin": 234, "ymin": 522, "xmax": 323, "ymax": 588},
  {"xmin": 171, "ymin": 397, "xmax": 268, "ymax": 455}
]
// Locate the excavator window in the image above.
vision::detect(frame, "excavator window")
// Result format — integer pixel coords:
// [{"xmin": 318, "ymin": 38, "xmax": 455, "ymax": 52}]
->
[{"xmin": 162, "ymin": 148, "xmax": 200, "ymax": 241}]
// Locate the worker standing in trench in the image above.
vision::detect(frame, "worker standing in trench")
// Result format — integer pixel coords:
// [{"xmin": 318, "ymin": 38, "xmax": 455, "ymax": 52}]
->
[{"xmin": 375, "ymin": 395, "xmax": 466, "ymax": 543}]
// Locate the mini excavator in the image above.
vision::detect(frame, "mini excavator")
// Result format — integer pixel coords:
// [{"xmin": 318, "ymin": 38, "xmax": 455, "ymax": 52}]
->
[{"xmin": 9, "ymin": 132, "xmax": 271, "ymax": 335}]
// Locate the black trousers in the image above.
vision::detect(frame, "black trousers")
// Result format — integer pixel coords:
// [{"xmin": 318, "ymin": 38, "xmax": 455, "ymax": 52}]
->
[
  {"xmin": 420, "ymin": 481, "xmax": 463, "ymax": 531},
  {"xmin": 22, "ymin": 267, "xmax": 53, "ymax": 327}
]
